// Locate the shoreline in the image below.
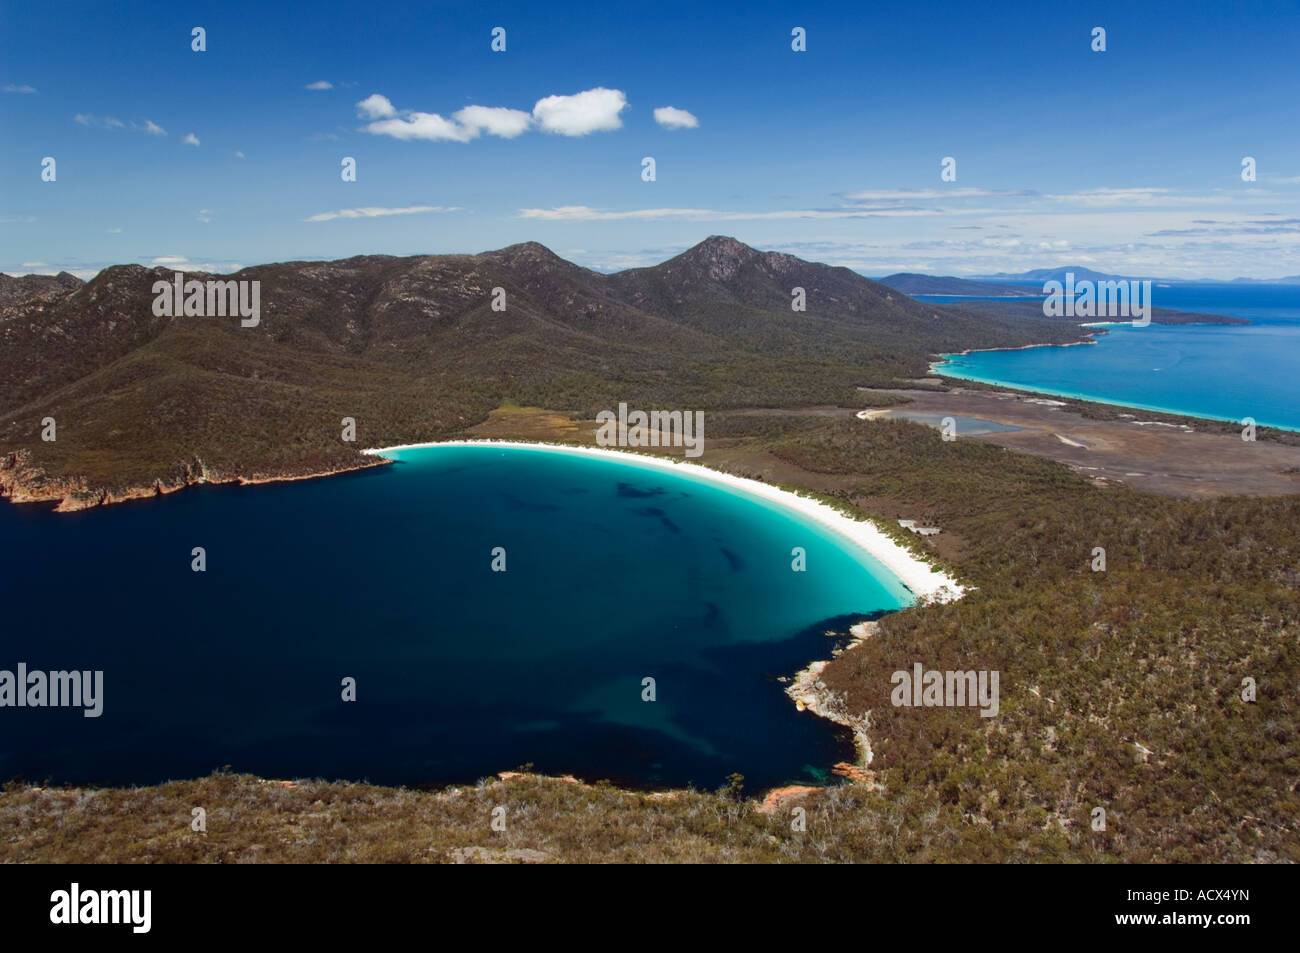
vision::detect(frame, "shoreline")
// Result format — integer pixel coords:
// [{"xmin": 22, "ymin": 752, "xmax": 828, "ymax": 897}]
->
[
  {"xmin": 364, "ymin": 439, "xmax": 961, "ymax": 790},
  {"xmin": 362, "ymin": 439, "xmax": 965, "ymax": 605},
  {"xmin": 0, "ymin": 449, "xmax": 391, "ymax": 512},
  {"xmin": 929, "ymin": 321, "xmax": 1300, "ymax": 433},
  {"xmin": 929, "ymin": 366, "xmax": 1300, "ymax": 433},
  {"xmin": 932, "ymin": 326, "xmax": 1104, "ymax": 363},
  {"xmin": 4, "ymin": 436, "xmax": 964, "ymax": 801},
  {"xmin": 784, "ymin": 619, "xmax": 883, "ymax": 788}
]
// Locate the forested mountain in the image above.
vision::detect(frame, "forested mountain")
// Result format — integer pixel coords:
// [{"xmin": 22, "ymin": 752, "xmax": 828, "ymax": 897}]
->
[{"xmin": 0, "ymin": 237, "xmax": 1079, "ymax": 508}]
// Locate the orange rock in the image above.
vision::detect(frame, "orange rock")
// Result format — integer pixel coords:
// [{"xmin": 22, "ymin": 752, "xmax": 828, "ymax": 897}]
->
[
  {"xmin": 832, "ymin": 762, "xmax": 877, "ymax": 786},
  {"xmin": 756, "ymin": 785, "xmax": 819, "ymax": 814}
]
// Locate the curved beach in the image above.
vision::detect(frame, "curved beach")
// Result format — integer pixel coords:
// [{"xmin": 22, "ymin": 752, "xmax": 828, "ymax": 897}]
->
[{"xmin": 362, "ymin": 439, "xmax": 965, "ymax": 605}]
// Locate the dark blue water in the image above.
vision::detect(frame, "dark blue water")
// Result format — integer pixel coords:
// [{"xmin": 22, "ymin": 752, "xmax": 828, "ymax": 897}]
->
[
  {"xmin": 922, "ymin": 284, "xmax": 1300, "ymax": 430},
  {"xmin": 0, "ymin": 444, "xmax": 908, "ymax": 790}
]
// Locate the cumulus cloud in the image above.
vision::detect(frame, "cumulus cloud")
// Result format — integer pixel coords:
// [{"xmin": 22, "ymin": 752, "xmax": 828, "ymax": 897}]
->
[
  {"xmin": 134, "ymin": 119, "xmax": 167, "ymax": 136},
  {"xmin": 356, "ymin": 87, "xmax": 628, "ymax": 142},
  {"xmin": 356, "ymin": 94, "xmax": 397, "ymax": 119},
  {"xmin": 305, "ymin": 80, "xmax": 333, "ymax": 90},
  {"xmin": 304, "ymin": 204, "xmax": 462, "ymax": 223},
  {"xmin": 357, "ymin": 97, "xmax": 532, "ymax": 142},
  {"xmin": 4, "ymin": 83, "xmax": 36, "ymax": 94},
  {"xmin": 532, "ymin": 87, "xmax": 626, "ymax": 135},
  {"xmin": 182, "ymin": 132, "xmax": 200, "ymax": 146},
  {"xmin": 453, "ymin": 105, "xmax": 533, "ymax": 139},
  {"xmin": 653, "ymin": 106, "xmax": 698, "ymax": 129},
  {"xmin": 363, "ymin": 112, "xmax": 471, "ymax": 142},
  {"xmin": 234, "ymin": 150, "xmax": 245, "ymax": 158}
]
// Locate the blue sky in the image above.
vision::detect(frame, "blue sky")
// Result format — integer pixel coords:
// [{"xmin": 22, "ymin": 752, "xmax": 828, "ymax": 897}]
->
[{"xmin": 3, "ymin": 0, "xmax": 1300, "ymax": 279}]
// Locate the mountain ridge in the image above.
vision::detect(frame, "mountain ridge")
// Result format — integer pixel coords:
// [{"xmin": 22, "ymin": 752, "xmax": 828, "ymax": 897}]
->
[{"xmin": 0, "ymin": 236, "xmax": 1085, "ymax": 511}]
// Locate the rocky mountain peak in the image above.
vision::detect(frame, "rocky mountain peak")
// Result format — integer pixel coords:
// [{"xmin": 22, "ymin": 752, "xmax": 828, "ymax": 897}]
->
[{"xmin": 671, "ymin": 235, "xmax": 763, "ymax": 281}]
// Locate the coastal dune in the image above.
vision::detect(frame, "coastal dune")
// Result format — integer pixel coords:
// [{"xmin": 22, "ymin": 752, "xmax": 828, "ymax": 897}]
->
[{"xmin": 362, "ymin": 439, "xmax": 965, "ymax": 605}]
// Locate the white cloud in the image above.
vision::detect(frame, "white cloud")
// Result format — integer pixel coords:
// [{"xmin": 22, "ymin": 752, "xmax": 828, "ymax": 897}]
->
[
  {"xmin": 532, "ymin": 87, "xmax": 626, "ymax": 135},
  {"xmin": 453, "ymin": 105, "xmax": 533, "ymax": 139},
  {"xmin": 78, "ymin": 115, "xmax": 169, "ymax": 136},
  {"xmin": 363, "ymin": 112, "xmax": 473, "ymax": 142},
  {"xmin": 108, "ymin": 227, "xmax": 123, "ymax": 233},
  {"xmin": 197, "ymin": 209, "xmax": 213, "ymax": 223},
  {"xmin": 1041, "ymin": 187, "xmax": 1176, "ymax": 206},
  {"xmin": 356, "ymin": 94, "xmax": 397, "ymax": 119},
  {"xmin": 74, "ymin": 113, "xmax": 125, "ymax": 129},
  {"xmin": 653, "ymin": 106, "xmax": 698, "ymax": 130},
  {"xmin": 305, "ymin": 204, "xmax": 462, "ymax": 223},
  {"xmin": 234, "ymin": 150, "xmax": 245, "ymax": 158},
  {"xmin": 21, "ymin": 261, "xmax": 47, "ymax": 268},
  {"xmin": 357, "ymin": 99, "xmax": 531, "ymax": 143},
  {"xmin": 356, "ymin": 87, "xmax": 629, "ymax": 142},
  {"xmin": 149, "ymin": 255, "xmax": 241, "ymax": 273},
  {"xmin": 4, "ymin": 84, "xmax": 36, "ymax": 94},
  {"xmin": 305, "ymin": 80, "xmax": 333, "ymax": 90},
  {"xmin": 182, "ymin": 132, "xmax": 200, "ymax": 146}
]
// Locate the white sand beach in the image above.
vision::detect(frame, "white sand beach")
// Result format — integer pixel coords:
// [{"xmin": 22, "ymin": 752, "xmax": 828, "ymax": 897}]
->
[{"xmin": 362, "ymin": 439, "xmax": 965, "ymax": 605}]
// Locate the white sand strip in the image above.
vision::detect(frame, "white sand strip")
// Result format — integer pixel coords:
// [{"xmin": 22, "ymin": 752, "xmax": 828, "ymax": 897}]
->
[{"xmin": 362, "ymin": 439, "xmax": 965, "ymax": 605}]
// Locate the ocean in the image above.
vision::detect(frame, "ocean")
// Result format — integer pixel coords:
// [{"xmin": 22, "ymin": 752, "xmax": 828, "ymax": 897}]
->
[
  {"xmin": 923, "ymin": 284, "xmax": 1300, "ymax": 431},
  {"xmin": 0, "ymin": 444, "xmax": 909, "ymax": 790}
]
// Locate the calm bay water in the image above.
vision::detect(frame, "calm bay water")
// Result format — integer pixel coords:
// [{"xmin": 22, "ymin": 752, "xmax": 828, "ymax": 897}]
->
[
  {"xmin": 0, "ymin": 445, "xmax": 909, "ymax": 790},
  {"xmin": 925, "ymin": 284, "xmax": 1300, "ymax": 431}
]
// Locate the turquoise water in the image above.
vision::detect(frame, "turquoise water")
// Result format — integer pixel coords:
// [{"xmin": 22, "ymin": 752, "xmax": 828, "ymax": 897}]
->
[
  {"xmin": 927, "ymin": 284, "xmax": 1300, "ymax": 431},
  {"xmin": 0, "ymin": 444, "xmax": 909, "ymax": 789}
]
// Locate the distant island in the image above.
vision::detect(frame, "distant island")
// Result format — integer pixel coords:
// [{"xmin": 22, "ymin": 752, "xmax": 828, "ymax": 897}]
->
[
  {"xmin": 975, "ymin": 265, "xmax": 1300, "ymax": 284},
  {"xmin": 878, "ymin": 272, "xmax": 1250, "ymax": 326},
  {"xmin": 929, "ymin": 296, "xmax": 1249, "ymax": 326},
  {"xmin": 877, "ymin": 273, "xmax": 1040, "ymax": 297}
]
